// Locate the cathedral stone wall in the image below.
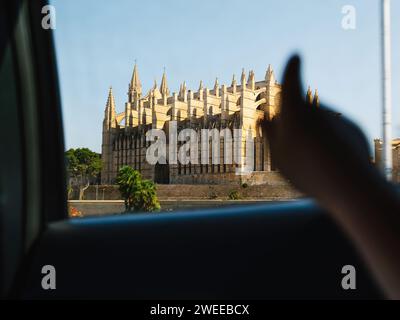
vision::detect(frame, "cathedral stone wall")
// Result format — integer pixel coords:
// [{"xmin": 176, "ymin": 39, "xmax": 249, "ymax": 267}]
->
[{"xmin": 101, "ymin": 64, "xmax": 319, "ymax": 185}]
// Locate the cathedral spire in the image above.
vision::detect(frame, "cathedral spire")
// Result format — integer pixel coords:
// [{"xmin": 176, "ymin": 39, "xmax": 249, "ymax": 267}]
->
[
  {"xmin": 306, "ymin": 86, "xmax": 313, "ymax": 105},
  {"xmin": 265, "ymin": 64, "xmax": 275, "ymax": 85},
  {"xmin": 160, "ymin": 70, "xmax": 169, "ymax": 96},
  {"xmin": 104, "ymin": 86, "xmax": 116, "ymax": 128},
  {"xmin": 106, "ymin": 86, "xmax": 116, "ymax": 112},
  {"xmin": 129, "ymin": 63, "xmax": 142, "ymax": 95}
]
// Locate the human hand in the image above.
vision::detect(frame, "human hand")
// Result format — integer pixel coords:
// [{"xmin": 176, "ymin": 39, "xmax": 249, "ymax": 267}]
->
[
  {"xmin": 262, "ymin": 55, "xmax": 375, "ymax": 204},
  {"xmin": 263, "ymin": 55, "xmax": 400, "ymax": 299}
]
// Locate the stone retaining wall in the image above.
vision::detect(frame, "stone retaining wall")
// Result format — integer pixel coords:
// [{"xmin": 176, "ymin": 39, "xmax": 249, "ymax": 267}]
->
[{"xmin": 69, "ymin": 180, "xmax": 301, "ymax": 201}]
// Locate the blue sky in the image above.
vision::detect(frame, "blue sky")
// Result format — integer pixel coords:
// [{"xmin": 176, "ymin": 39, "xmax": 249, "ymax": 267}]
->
[{"xmin": 52, "ymin": 0, "xmax": 400, "ymax": 153}]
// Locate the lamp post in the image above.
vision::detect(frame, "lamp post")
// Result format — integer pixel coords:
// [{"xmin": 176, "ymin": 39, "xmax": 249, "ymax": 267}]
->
[{"xmin": 381, "ymin": 0, "xmax": 393, "ymax": 180}]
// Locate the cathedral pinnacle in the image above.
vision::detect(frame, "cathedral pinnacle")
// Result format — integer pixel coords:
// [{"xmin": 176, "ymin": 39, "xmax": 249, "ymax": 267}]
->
[
  {"xmin": 306, "ymin": 86, "xmax": 313, "ymax": 105},
  {"xmin": 241, "ymin": 68, "xmax": 246, "ymax": 85},
  {"xmin": 104, "ymin": 86, "xmax": 116, "ymax": 128},
  {"xmin": 106, "ymin": 86, "xmax": 116, "ymax": 111},
  {"xmin": 313, "ymin": 89, "xmax": 320, "ymax": 107},
  {"xmin": 248, "ymin": 70, "xmax": 255, "ymax": 89},
  {"xmin": 231, "ymin": 74, "xmax": 236, "ymax": 86},
  {"xmin": 214, "ymin": 78, "xmax": 219, "ymax": 96},
  {"xmin": 214, "ymin": 77, "xmax": 219, "ymax": 89},
  {"xmin": 129, "ymin": 63, "xmax": 142, "ymax": 95},
  {"xmin": 265, "ymin": 64, "xmax": 275, "ymax": 84},
  {"xmin": 160, "ymin": 70, "xmax": 170, "ymax": 96}
]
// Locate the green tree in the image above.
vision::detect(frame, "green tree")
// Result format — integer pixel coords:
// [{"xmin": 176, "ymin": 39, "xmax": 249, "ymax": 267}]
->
[
  {"xmin": 65, "ymin": 148, "xmax": 102, "ymax": 200},
  {"xmin": 116, "ymin": 166, "xmax": 160, "ymax": 212}
]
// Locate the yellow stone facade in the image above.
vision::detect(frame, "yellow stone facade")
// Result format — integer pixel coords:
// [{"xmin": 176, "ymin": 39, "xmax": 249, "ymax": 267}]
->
[{"xmin": 101, "ymin": 64, "xmax": 318, "ymax": 184}]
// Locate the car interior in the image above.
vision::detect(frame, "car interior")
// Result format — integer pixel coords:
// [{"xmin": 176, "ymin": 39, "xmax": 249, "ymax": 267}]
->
[{"xmin": 0, "ymin": 0, "xmax": 385, "ymax": 300}]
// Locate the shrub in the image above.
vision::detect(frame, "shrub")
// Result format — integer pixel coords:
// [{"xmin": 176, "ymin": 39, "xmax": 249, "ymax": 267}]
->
[
  {"xmin": 116, "ymin": 166, "xmax": 160, "ymax": 212},
  {"xmin": 228, "ymin": 190, "xmax": 240, "ymax": 200}
]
